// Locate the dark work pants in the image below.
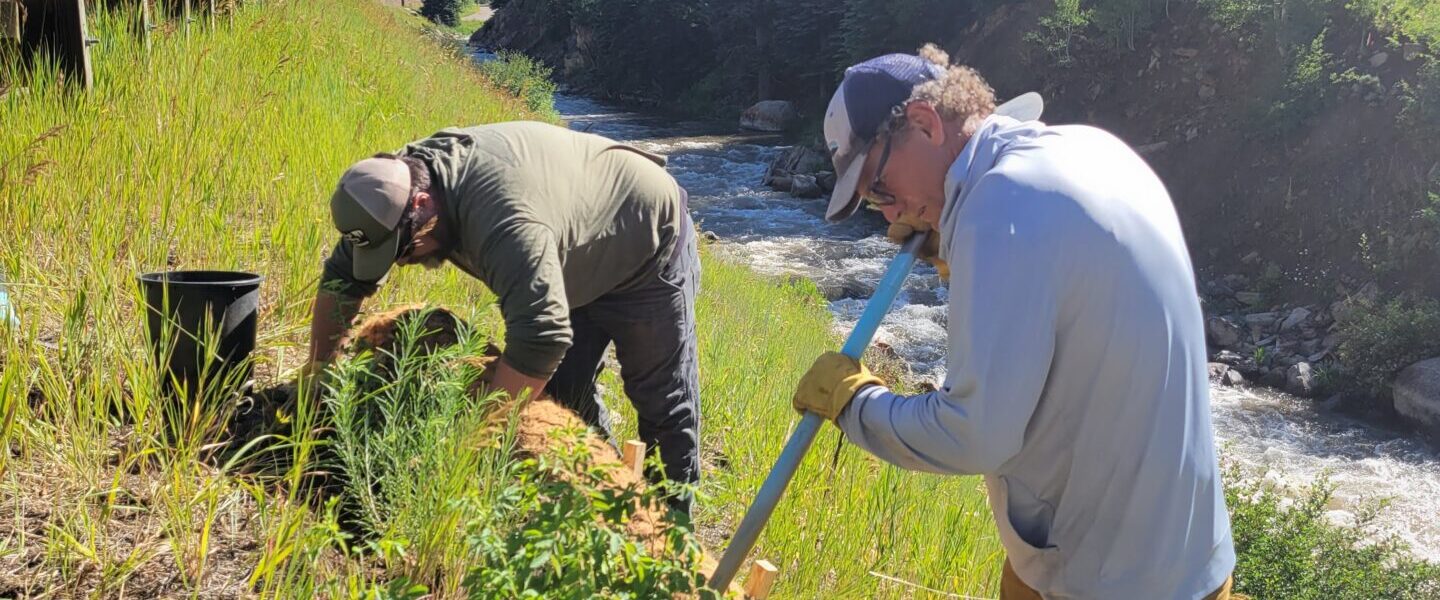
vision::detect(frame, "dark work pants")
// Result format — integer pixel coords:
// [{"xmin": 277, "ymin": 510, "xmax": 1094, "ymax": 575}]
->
[{"xmin": 544, "ymin": 211, "xmax": 701, "ymax": 515}]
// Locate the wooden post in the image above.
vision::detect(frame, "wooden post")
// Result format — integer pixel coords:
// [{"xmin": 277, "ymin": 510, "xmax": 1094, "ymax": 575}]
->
[
  {"xmin": 19, "ymin": 0, "xmax": 93, "ymax": 91},
  {"xmin": 622, "ymin": 440, "xmax": 645, "ymax": 477},
  {"xmin": 1, "ymin": 0, "xmax": 20, "ymax": 41},
  {"xmin": 744, "ymin": 560, "xmax": 779, "ymax": 599},
  {"xmin": 140, "ymin": 0, "xmax": 153, "ymax": 48}
]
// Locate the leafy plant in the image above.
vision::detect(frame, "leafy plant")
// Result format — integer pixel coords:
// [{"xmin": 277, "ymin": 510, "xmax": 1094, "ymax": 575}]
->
[
  {"xmin": 1253, "ymin": 28, "xmax": 1335, "ymax": 138},
  {"xmin": 1397, "ymin": 56, "xmax": 1440, "ymax": 144},
  {"xmin": 421, "ymin": 0, "xmax": 465, "ymax": 27},
  {"xmin": 1026, "ymin": 0, "xmax": 1094, "ymax": 65},
  {"xmin": 1092, "ymin": 0, "xmax": 1160, "ymax": 51},
  {"xmin": 1333, "ymin": 293, "xmax": 1440, "ymax": 398},
  {"xmin": 463, "ymin": 432, "xmax": 715, "ymax": 599},
  {"xmin": 477, "ymin": 50, "xmax": 559, "ymax": 119},
  {"xmin": 1253, "ymin": 345, "xmax": 1271, "ymax": 366},
  {"xmin": 1227, "ymin": 467, "xmax": 1440, "ymax": 598}
]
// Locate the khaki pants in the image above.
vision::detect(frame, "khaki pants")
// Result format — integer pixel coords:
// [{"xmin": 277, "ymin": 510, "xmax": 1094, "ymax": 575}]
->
[{"xmin": 1000, "ymin": 561, "xmax": 1234, "ymax": 600}]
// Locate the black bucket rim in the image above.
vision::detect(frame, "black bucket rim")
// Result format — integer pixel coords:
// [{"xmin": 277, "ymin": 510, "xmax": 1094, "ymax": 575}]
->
[{"xmin": 138, "ymin": 270, "xmax": 265, "ymax": 287}]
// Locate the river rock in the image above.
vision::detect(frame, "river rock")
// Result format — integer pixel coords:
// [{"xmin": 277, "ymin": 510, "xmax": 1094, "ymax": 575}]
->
[
  {"xmin": 1330, "ymin": 299, "xmax": 1355, "ymax": 325},
  {"xmin": 1207, "ymin": 316, "xmax": 1244, "ymax": 348},
  {"xmin": 702, "ymin": 231, "xmax": 720, "ymax": 242},
  {"xmin": 790, "ymin": 174, "xmax": 822, "ymax": 198},
  {"xmin": 1245, "ymin": 311, "xmax": 1280, "ymax": 329},
  {"xmin": 1208, "ymin": 363, "xmax": 1246, "ymax": 386},
  {"xmin": 816, "ymin": 171, "xmax": 836, "ymax": 193},
  {"xmin": 1280, "ymin": 306, "xmax": 1311, "ymax": 332},
  {"xmin": 1394, "ymin": 357, "xmax": 1440, "ymax": 438},
  {"xmin": 1286, "ymin": 362, "xmax": 1315, "ymax": 396},
  {"xmin": 1213, "ymin": 349, "xmax": 1244, "ymax": 365},
  {"xmin": 764, "ymin": 145, "xmax": 828, "ymax": 190},
  {"xmin": 1262, "ymin": 367, "xmax": 1287, "ymax": 388},
  {"xmin": 740, "ymin": 100, "xmax": 797, "ymax": 132},
  {"xmin": 1370, "ymin": 52, "xmax": 1389, "ymax": 68},
  {"xmin": 1202, "ymin": 279, "xmax": 1234, "ymax": 298},
  {"xmin": 1235, "ymin": 291, "xmax": 1264, "ymax": 306}
]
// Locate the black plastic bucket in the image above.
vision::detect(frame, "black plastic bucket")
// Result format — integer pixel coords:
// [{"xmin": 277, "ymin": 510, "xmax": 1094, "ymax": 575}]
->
[{"xmin": 138, "ymin": 270, "xmax": 263, "ymax": 399}]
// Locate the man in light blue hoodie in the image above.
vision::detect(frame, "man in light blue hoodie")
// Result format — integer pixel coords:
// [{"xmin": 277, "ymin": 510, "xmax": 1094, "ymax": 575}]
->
[{"xmin": 793, "ymin": 45, "xmax": 1236, "ymax": 599}]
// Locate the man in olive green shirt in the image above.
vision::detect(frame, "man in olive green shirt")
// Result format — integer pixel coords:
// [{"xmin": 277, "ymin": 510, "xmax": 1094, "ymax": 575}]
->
[{"xmin": 309, "ymin": 121, "xmax": 701, "ymax": 512}]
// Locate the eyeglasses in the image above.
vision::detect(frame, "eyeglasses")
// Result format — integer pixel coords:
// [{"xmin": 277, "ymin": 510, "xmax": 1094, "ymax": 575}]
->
[
  {"xmin": 394, "ymin": 202, "xmax": 419, "ymax": 261},
  {"xmin": 863, "ymin": 133, "xmax": 897, "ymax": 207}
]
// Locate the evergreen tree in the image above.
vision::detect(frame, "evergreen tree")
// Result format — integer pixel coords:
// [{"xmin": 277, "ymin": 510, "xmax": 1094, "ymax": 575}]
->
[{"xmin": 420, "ymin": 0, "xmax": 463, "ymax": 27}]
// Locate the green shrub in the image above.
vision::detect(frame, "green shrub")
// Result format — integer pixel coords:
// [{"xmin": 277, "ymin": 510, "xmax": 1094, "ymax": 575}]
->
[
  {"xmin": 1092, "ymin": 0, "xmax": 1160, "ymax": 51},
  {"xmin": 463, "ymin": 434, "xmax": 715, "ymax": 599},
  {"xmin": 477, "ymin": 50, "xmax": 558, "ymax": 119},
  {"xmin": 1253, "ymin": 28, "xmax": 1335, "ymax": 138},
  {"xmin": 1202, "ymin": 0, "xmax": 1273, "ymax": 35},
  {"xmin": 1397, "ymin": 56, "xmax": 1440, "ymax": 143},
  {"xmin": 1026, "ymin": 0, "xmax": 1094, "ymax": 65},
  {"xmin": 1351, "ymin": 0, "xmax": 1440, "ymax": 47},
  {"xmin": 421, "ymin": 0, "xmax": 464, "ymax": 27},
  {"xmin": 1333, "ymin": 294, "xmax": 1440, "ymax": 397},
  {"xmin": 1227, "ymin": 468, "xmax": 1440, "ymax": 599},
  {"xmin": 325, "ymin": 311, "xmax": 713, "ymax": 596}
]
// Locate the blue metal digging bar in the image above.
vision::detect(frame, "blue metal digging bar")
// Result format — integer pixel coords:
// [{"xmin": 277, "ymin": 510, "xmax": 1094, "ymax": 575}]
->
[{"xmin": 709, "ymin": 231, "xmax": 930, "ymax": 591}]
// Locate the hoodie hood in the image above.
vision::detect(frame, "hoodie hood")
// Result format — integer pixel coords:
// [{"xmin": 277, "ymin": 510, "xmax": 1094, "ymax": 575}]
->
[{"xmin": 938, "ymin": 115, "xmax": 1049, "ymax": 257}]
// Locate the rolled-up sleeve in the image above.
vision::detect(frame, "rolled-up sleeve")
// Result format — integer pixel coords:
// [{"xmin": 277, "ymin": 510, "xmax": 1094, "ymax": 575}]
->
[
  {"xmin": 837, "ymin": 176, "xmax": 1060, "ymax": 475},
  {"xmin": 472, "ymin": 221, "xmax": 573, "ymax": 379},
  {"xmin": 320, "ymin": 240, "xmax": 382, "ymax": 298}
]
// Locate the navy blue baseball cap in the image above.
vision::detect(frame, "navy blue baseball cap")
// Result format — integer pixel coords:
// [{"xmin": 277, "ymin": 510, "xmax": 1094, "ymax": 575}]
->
[{"xmin": 823, "ymin": 53, "xmax": 1044, "ymax": 222}]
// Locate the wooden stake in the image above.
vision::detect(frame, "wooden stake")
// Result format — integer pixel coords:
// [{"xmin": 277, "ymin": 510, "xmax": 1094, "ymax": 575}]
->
[
  {"xmin": 622, "ymin": 440, "xmax": 645, "ymax": 477},
  {"xmin": 744, "ymin": 560, "xmax": 779, "ymax": 600},
  {"xmin": 1, "ymin": 1, "xmax": 20, "ymax": 41}
]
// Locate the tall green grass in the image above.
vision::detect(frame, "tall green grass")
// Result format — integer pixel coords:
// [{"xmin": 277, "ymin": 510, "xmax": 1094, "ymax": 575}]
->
[
  {"xmin": 0, "ymin": 0, "xmax": 1005, "ymax": 596},
  {"xmin": 4, "ymin": 1, "xmax": 1438, "ymax": 598},
  {"xmin": 688, "ymin": 261, "xmax": 1005, "ymax": 597},
  {"xmin": 0, "ymin": 0, "xmax": 542, "ymax": 596}
]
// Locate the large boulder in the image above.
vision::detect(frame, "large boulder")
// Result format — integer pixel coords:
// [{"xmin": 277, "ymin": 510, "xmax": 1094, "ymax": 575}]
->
[
  {"xmin": 1206, "ymin": 316, "xmax": 1243, "ymax": 349},
  {"xmin": 1280, "ymin": 306, "xmax": 1311, "ymax": 332},
  {"xmin": 763, "ymin": 145, "xmax": 830, "ymax": 192},
  {"xmin": 740, "ymin": 100, "xmax": 797, "ymax": 132},
  {"xmin": 1394, "ymin": 357, "xmax": 1440, "ymax": 438},
  {"xmin": 790, "ymin": 174, "xmax": 822, "ymax": 198}
]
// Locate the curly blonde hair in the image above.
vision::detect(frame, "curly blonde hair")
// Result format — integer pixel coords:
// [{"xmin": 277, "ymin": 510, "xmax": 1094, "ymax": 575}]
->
[{"xmin": 899, "ymin": 43, "xmax": 996, "ymax": 137}]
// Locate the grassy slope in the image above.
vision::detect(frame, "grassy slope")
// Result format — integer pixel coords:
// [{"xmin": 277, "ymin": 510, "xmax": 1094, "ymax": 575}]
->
[{"xmin": 0, "ymin": 0, "xmax": 1003, "ymax": 597}]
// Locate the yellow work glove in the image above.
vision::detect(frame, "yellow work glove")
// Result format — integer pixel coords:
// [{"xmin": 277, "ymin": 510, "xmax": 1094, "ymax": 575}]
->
[
  {"xmin": 886, "ymin": 214, "xmax": 950, "ymax": 279},
  {"xmin": 792, "ymin": 351, "xmax": 885, "ymax": 421}
]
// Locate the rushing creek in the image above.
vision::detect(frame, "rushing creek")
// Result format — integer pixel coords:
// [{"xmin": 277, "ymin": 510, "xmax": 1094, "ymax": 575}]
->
[{"xmin": 541, "ymin": 90, "xmax": 1440, "ymax": 561}]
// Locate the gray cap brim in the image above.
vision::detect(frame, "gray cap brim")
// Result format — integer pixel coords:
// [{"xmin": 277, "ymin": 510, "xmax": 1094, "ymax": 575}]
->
[
  {"xmin": 824, "ymin": 147, "xmax": 870, "ymax": 222},
  {"xmin": 351, "ymin": 234, "xmax": 400, "ymax": 283},
  {"xmin": 995, "ymin": 92, "xmax": 1044, "ymax": 121}
]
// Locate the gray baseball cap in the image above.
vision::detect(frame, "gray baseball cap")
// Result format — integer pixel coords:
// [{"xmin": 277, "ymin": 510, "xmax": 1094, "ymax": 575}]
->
[
  {"xmin": 329, "ymin": 157, "xmax": 412, "ymax": 282},
  {"xmin": 823, "ymin": 53, "xmax": 1045, "ymax": 222}
]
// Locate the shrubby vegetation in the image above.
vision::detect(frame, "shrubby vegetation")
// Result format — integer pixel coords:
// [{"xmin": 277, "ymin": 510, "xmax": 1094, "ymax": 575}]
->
[
  {"xmin": 1227, "ymin": 469, "xmax": 1440, "ymax": 599},
  {"xmin": 477, "ymin": 50, "xmax": 558, "ymax": 119},
  {"xmin": 1332, "ymin": 294, "xmax": 1440, "ymax": 398},
  {"xmin": 420, "ymin": 0, "xmax": 465, "ymax": 27}
]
